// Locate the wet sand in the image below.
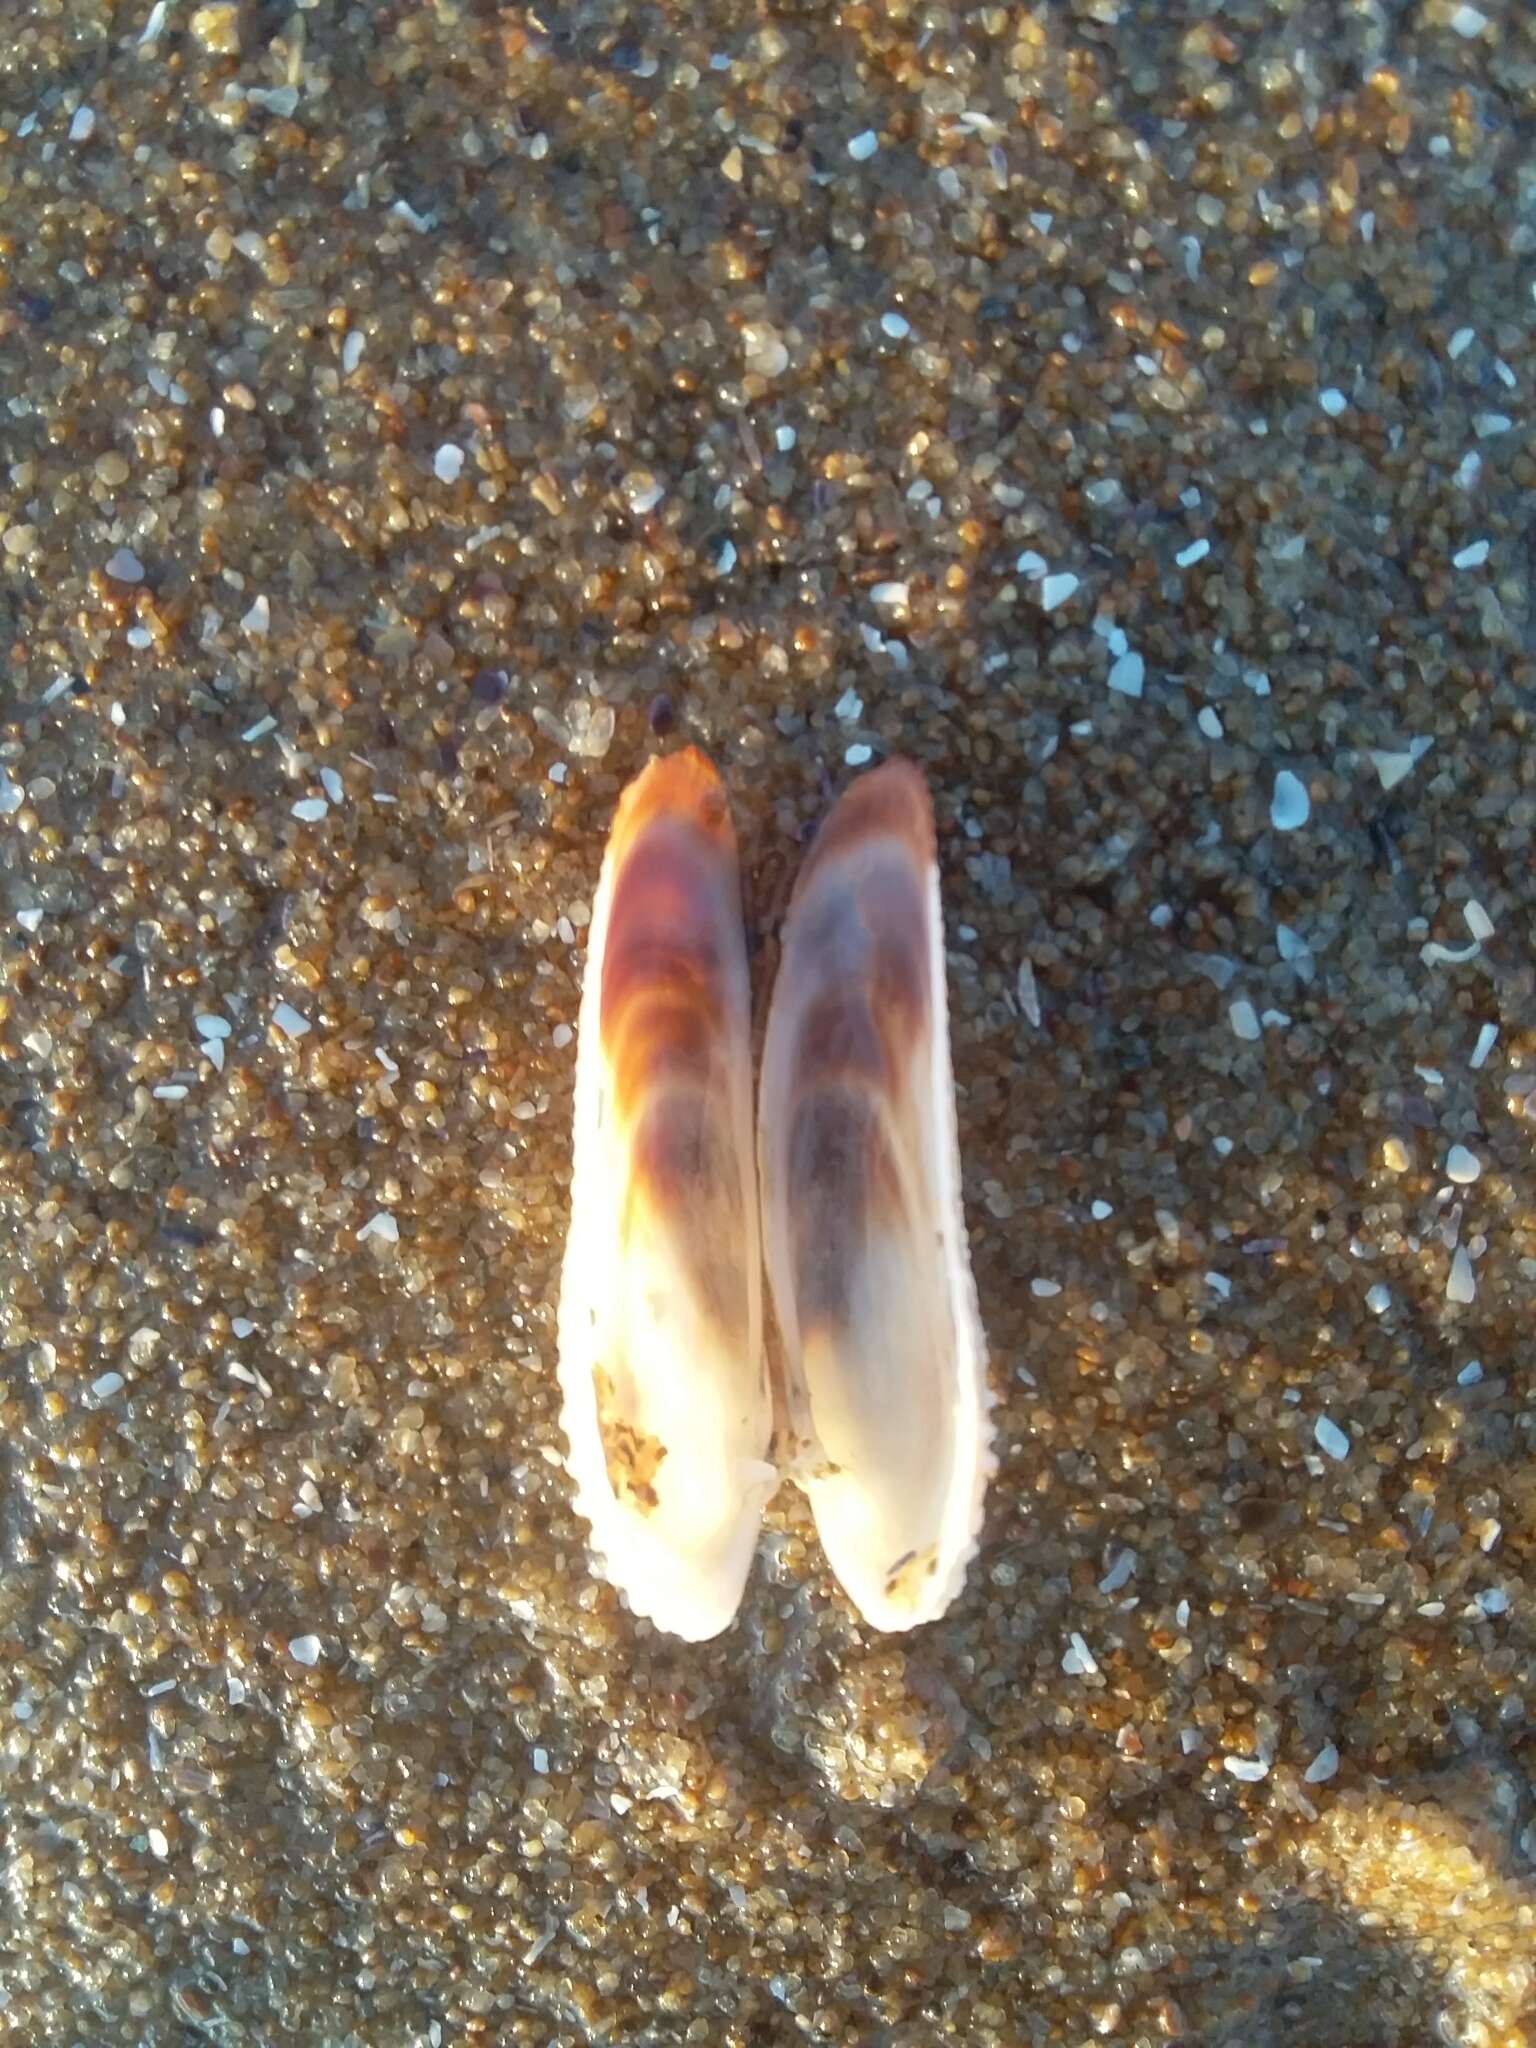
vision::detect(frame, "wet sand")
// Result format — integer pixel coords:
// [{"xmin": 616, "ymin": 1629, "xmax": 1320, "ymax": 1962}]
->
[{"xmin": 0, "ymin": 2, "xmax": 1533, "ymax": 2042}]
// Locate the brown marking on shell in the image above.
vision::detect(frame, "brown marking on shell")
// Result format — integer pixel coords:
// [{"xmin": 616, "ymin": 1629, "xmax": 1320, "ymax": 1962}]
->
[
  {"xmin": 598, "ymin": 754, "xmax": 743, "ymax": 1131},
  {"xmin": 787, "ymin": 1091, "xmax": 909, "ymax": 1334},
  {"xmin": 600, "ymin": 866, "xmax": 725, "ymax": 1109},
  {"xmin": 781, "ymin": 906, "xmax": 928, "ymax": 1094},
  {"xmin": 788, "ymin": 756, "xmax": 936, "ymax": 910},
  {"xmin": 592, "ymin": 748, "xmax": 755, "ymax": 1352},
  {"xmin": 593, "ymin": 1365, "xmax": 668, "ymax": 1513},
  {"xmin": 604, "ymin": 744, "xmax": 734, "ymax": 870},
  {"xmin": 772, "ymin": 771, "xmax": 937, "ymax": 1318},
  {"xmin": 777, "ymin": 761, "xmax": 933, "ymax": 1100},
  {"xmin": 884, "ymin": 1547, "xmax": 939, "ymax": 1599},
  {"xmin": 623, "ymin": 1087, "xmax": 752, "ymax": 1353}
]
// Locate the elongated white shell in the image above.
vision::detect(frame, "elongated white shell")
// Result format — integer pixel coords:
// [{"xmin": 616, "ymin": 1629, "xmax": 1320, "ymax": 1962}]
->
[
  {"xmin": 556, "ymin": 748, "xmax": 772, "ymax": 1640},
  {"xmin": 758, "ymin": 758, "xmax": 992, "ymax": 1631}
]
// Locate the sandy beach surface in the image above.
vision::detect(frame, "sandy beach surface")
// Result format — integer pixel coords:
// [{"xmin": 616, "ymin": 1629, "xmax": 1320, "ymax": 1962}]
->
[{"xmin": 1, "ymin": 2, "xmax": 1533, "ymax": 2042}]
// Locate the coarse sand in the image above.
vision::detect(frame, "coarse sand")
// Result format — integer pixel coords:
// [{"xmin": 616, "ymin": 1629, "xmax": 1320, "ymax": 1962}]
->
[{"xmin": 0, "ymin": 3, "xmax": 1533, "ymax": 2042}]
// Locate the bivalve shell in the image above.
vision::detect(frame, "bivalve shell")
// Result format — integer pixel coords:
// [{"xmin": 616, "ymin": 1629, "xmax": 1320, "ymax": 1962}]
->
[{"xmin": 556, "ymin": 748, "xmax": 773, "ymax": 1641}]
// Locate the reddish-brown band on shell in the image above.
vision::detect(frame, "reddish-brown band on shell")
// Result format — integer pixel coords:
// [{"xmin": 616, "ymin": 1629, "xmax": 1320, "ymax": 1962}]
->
[
  {"xmin": 596, "ymin": 750, "xmax": 752, "ymax": 1351},
  {"xmin": 772, "ymin": 760, "xmax": 938, "ymax": 1330},
  {"xmin": 601, "ymin": 845, "xmax": 731, "ymax": 1123},
  {"xmin": 788, "ymin": 753, "xmax": 937, "ymax": 884}
]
